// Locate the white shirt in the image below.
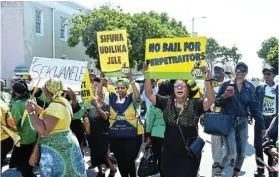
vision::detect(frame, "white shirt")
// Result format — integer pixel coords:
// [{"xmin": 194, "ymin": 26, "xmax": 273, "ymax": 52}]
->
[
  {"xmin": 262, "ymin": 83, "xmax": 277, "ymax": 116},
  {"xmin": 141, "ymin": 87, "xmax": 158, "ymax": 119}
]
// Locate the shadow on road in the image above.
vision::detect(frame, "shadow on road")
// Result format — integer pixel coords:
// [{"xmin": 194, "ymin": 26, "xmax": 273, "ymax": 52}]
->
[{"xmin": 245, "ymin": 143, "xmax": 255, "ymax": 157}]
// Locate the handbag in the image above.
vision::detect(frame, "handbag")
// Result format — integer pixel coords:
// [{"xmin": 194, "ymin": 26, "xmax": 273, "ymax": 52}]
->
[
  {"xmin": 175, "ymin": 102, "xmax": 205, "ymax": 158},
  {"xmin": 29, "ymin": 135, "xmax": 40, "ymax": 167},
  {"xmin": 203, "ymin": 111, "xmax": 233, "ymax": 136},
  {"xmin": 177, "ymin": 123, "xmax": 205, "ymax": 158},
  {"xmin": 138, "ymin": 142, "xmax": 159, "ymax": 177}
]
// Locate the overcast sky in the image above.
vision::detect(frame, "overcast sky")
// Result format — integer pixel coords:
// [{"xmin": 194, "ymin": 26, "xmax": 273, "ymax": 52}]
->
[{"xmin": 76, "ymin": 0, "xmax": 279, "ymax": 78}]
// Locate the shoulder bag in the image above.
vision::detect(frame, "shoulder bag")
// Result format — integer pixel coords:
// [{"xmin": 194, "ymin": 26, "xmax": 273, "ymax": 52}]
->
[
  {"xmin": 175, "ymin": 102, "xmax": 205, "ymax": 158},
  {"xmin": 203, "ymin": 80, "xmax": 234, "ymax": 136}
]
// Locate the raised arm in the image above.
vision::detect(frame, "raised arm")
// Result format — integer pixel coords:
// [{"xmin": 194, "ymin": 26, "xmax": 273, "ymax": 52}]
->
[
  {"xmin": 144, "ymin": 79, "xmax": 156, "ymax": 105},
  {"xmin": 202, "ymin": 71, "xmax": 215, "ymax": 111},
  {"xmin": 97, "ymin": 78, "xmax": 105, "ymax": 99},
  {"xmin": 127, "ymin": 71, "xmax": 141, "ymax": 103}
]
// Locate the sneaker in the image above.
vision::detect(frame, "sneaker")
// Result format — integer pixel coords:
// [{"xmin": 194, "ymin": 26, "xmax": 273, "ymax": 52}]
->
[
  {"xmin": 212, "ymin": 162, "xmax": 219, "ymax": 168},
  {"xmin": 254, "ymin": 169, "xmax": 264, "ymax": 176},
  {"xmin": 213, "ymin": 171, "xmax": 222, "ymax": 177}
]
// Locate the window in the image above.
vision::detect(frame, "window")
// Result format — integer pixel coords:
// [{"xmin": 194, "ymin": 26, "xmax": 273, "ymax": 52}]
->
[
  {"xmin": 35, "ymin": 9, "xmax": 43, "ymax": 35},
  {"xmin": 60, "ymin": 17, "xmax": 67, "ymax": 40}
]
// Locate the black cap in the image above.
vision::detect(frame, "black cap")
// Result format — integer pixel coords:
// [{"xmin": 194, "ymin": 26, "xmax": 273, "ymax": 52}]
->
[
  {"xmin": 235, "ymin": 62, "xmax": 248, "ymax": 72},
  {"xmin": 262, "ymin": 65, "xmax": 276, "ymax": 74}
]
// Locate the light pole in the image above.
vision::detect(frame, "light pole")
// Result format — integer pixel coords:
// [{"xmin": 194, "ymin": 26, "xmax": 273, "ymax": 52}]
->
[{"xmin": 192, "ymin": 16, "xmax": 207, "ymax": 36}]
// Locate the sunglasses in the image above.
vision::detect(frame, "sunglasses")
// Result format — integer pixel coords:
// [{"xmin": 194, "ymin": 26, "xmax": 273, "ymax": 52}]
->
[
  {"xmin": 174, "ymin": 84, "xmax": 187, "ymax": 89},
  {"xmin": 263, "ymin": 72, "xmax": 272, "ymax": 76},
  {"xmin": 235, "ymin": 68, "xmax": 247, "ymax": 73}
]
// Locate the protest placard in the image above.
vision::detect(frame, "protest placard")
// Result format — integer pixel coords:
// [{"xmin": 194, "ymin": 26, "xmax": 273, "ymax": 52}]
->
[
  {"xmin": 97, "ymin": 30, "xmax": 129, "ymax": 77},
  {"xmin": 29, "ymin": 57, "xmax": 88, "ymax": 91},
  {"xmin": 145, "ymin": 37, "xmax": 206, "ymax": 80},
  {"xmin": 80, "ymin": 69, "xmax": 93, "ymax": 105}
]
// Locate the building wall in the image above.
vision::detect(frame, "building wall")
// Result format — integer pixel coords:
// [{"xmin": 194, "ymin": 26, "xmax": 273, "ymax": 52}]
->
[
  {"xmin": 1, "ymin": 1, "xmax": 25, "ymax": 79},
  {"xmin": 23, "ymin": 1, "xmax": 89, "ymax": 68},
  {"xmin": 23, "ymin": 1, "xmax": 53, "ymax": 67}
]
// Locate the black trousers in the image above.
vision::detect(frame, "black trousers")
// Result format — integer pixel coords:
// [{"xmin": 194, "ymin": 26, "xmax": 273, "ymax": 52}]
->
[
  {"xmin": 255, "ymin": 117, "xmax": 274, "ymax": 170},
  {"xmin": 10, "ymin": 143, "xmax": 35, "ymax": 177},
  {"xmin": 151, "ymin": 136, "xmax": 164, "ymax": 177},
  {"xmin": 110, "ymin": 135, "xmax": 142, "ymax": 177},
  {"xmin": 1, "ymin": 137, "xmax": 14, "ymax": 169}
]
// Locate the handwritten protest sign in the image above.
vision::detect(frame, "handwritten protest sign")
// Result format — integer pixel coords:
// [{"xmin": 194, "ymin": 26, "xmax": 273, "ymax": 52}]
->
[
  {"xmin": 97, "ymin": 30, "xmax": 129, "ymax": 77},
  {"xmin": 145, "ymin": 37, "xmax": 206, "ymax": 80},
  {"xmin": 80, "ymin": 69, "xmax": 93, "ymax": 105},
  {"xmin": 29, "ymin": 57, "xmax": 88, "ymax": 91}
]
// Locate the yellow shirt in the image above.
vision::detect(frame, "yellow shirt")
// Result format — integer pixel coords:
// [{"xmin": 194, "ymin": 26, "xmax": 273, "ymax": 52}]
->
[
  {"xmin": 40, "ymin": 97, "xmax": 72, "ymax": 135},
  {"xmin": 1, "ymin": 107, "xmax": 10, "ymax": 141},
  {"xmin": 0, "ymin": 99, "xmax": 20, "ymax": 146}
]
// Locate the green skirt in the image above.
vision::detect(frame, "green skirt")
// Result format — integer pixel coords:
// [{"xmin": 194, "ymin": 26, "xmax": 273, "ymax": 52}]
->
[{"xmin": 38, "ymin": 131, "xmax": 87, "ymax": 177}]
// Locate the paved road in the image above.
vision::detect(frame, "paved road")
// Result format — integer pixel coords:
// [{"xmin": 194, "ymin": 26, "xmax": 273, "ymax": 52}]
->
[{"xmin": 2, "ymin": 124, "xmax": 269, "ymax": 177}]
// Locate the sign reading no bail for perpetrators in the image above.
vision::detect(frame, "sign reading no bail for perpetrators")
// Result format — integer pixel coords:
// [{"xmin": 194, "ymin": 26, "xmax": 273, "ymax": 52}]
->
[
  {"xmin": 145, "ymin": 37, "xmax": 206, "ymax": 80},
  {"xmin": 97, "ymin": 30, "xmax": 129, "ymax": 74}
]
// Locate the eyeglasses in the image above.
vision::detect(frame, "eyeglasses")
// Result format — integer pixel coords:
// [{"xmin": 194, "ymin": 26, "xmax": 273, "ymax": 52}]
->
[
  {"xmin": 264, "ymin": 72, "xmax": 272, "ymax": 76},
  {"xmin": 174, "ymin": 84, "xmax": 187, "ymax": 89}
]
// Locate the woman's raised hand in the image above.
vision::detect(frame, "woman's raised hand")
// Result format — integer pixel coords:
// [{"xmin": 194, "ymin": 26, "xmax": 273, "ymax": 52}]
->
[
  {"xmin": 26, "ymin": 99, "xmax": 36, "ymax": 113},
  {"xmin": 142, "ymin": 62, "xmax": 148, "ymax": 73}
]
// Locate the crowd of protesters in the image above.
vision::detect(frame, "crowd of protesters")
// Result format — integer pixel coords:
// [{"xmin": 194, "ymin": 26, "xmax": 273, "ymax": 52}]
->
[{"xmin": 0, "ymin": 61, "xmax": 278, "ymax": 177}]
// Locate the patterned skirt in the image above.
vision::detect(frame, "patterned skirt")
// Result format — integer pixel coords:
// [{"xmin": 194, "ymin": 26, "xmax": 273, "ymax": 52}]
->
[{"xmin": 38, "ymin": 131, "xmax": 87, "ymax": 177}]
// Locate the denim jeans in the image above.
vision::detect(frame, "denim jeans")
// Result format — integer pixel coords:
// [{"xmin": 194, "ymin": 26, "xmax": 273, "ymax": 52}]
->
[
  {"xmin": 219, "ymin": 117, "xmax": 248, "ymax": 172},
  {"xmin": 211, "ymin": 135, "xmax": 223, "ymax": 163}
]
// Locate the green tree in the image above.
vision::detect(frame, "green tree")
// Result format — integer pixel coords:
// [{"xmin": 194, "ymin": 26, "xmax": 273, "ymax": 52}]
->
[
  {"xmin": 266, "ymin": 44, "xmax": 278, "ymax": 72},
  {"xmin": 206, "ymin": 38, "xmax": 242, "ymax": 64},
  {"xmin": 206, "ymin": 38, "xmax": 221, "ymax": 61},
  {"xmin": 257, "ymin": 37, "xmax": 278, "ymax": 59},
  {"xmin": 220, "ymin": 46, "xmax": 242, "ymax": 64},
  {"xmin": 68, "ymin": 6, "xmax": 189, "ymax": 70}
]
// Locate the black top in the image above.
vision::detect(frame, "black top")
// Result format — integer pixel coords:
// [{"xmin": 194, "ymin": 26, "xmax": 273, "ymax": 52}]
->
[
  {"xmin": 155, "ymin": 95, "xmax": 204, "ymax": 128},
  {"xmin": 155, "ymin": 95, "xmax": 205, "ymax": 159},
  {"xmin": 88, "ymin": 103, "xmax": 110, "ymax": 136}
]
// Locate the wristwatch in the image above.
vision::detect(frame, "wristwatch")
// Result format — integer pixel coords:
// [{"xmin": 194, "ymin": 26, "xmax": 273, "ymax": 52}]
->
[{"xmin": 29, "ymin": 111, "xmax": 36, "ymax": 116}]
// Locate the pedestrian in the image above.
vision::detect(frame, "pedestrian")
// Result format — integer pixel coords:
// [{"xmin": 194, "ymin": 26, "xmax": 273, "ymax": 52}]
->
[
  {"xmin": 214, "ymin": 62, "xmax": 266, "ymax": 177},
  {"xmin": 144, "ymin": 64, "xmax": 215, "ymax": 177},
  {"xmin": 145, "ymin": 80, "xmax": 173, "ymax": 176},
  {"xmin": 0, "ymin": 96, "xmax": 20, "ymax": 170},
  {"xmin": 254, "ymin": 66, "xmax": 278, "ymax": 176},
  {"xmin": 85, "ymin": 94, "xmax": 117, "ymax": 177},
  {"xmin": 209, "ymin": 63, "xmax": 235, "ymax": 169},
  {"xmin": 9, "ymin": 80, "xmax": 37, "ymax": 177},
  {"xmin": 97, "ymin": 72, "xmax": 143, "ymax": 177},
  {"xmin": 25, "ymin": 78, "xmax": 87, "ymax": 177}
]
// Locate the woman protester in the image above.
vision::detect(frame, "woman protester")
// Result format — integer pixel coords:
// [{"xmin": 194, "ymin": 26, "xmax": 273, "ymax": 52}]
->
[
  {"xmin": 145, "ymin": 80, "xmax": 173, "ymax": 177},
  {"xmin": 97, "ymin": 72, "xmax": 143, "ymax": 177},
  {"xmin": 9, "ymin": 80, "xmax": 37, "ymax": 177},
  {"xmin": 144, "ymin": 64, "xmax": 215, "ymax": 177},
  {"xmin": 0, "ymin": 96, "xmax": 20, "ymax": 170},
  {"xmin": 84, "ymin": 94, "xmax": 116, "ymax": 177},
  {"xmin": 25, "ymin": 78, "xmax": 87, "ymax": 177}
]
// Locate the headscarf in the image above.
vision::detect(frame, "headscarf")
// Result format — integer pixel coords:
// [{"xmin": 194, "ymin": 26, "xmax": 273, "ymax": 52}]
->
[
  {"xmin": 13, "ymin": 80, "xmax": 29, "ymax": 95},
  {"xmin": 116, "ymin": 78, "xmax": 129, "ymax": 88},
  {"xmin": 44, "ymin": 78, "xmax": 64, "ymax": 99}
]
